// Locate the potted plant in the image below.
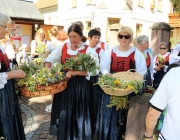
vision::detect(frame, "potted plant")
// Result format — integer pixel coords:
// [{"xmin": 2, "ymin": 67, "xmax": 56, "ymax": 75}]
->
[{"xmin": 170, "ymin": 0, "xmax": 180, "ymax": 15}]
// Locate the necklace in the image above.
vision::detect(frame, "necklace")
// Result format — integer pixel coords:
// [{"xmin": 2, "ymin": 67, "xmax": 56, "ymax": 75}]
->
[{"xmin": 74, "ymin": 42, "xmax": 83, "ymax": 48}]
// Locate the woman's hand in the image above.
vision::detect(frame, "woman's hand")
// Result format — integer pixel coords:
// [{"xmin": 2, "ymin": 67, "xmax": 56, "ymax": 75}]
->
[
  {"xmin": 6, "ymin": 70, "xmax": 26, "ymax": 80},
  {"xmin": 66, "ymin": 71, "xmax": 77, "ymax": 79},
  {"xmin": 154, "ymin": 66, "xmax": 161, "ymax": 71},
  {"xmin": 158, "ymin": 64, "xmax": 165, "ymax": 69}
]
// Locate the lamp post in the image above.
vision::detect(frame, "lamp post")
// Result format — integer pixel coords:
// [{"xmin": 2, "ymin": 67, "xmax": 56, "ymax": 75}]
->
[{"xmin": 91, "ymin": 11, "xmax": 95, "ymax": 29}]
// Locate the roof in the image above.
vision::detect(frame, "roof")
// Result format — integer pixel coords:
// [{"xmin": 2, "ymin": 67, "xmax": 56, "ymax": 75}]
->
[
  {"xmin": 0, "ymin": 0, "xmax": 44, "ymax": 21},
  {"xmin": 35, "ymin": 0, "xmax": 58, "ymax": 10}
]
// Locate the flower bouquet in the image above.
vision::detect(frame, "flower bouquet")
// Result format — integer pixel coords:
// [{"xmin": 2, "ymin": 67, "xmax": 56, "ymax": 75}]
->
[
  {"xmin": 62, "ymin": 53, "xmax": 99, "ymax": 74},
  {"xmin": 14, "ymin": 62, "xmax": 67, "ymax": 98},
  {"xmin": 96, "ymin": 71, "xmax": 143, "ymax": 110},
  {"xmin": 157, "ymin": 55, "xmax": 165, "ymax": 65}
]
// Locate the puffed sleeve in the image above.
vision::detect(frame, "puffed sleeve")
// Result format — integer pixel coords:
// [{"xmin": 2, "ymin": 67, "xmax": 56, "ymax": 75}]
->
[
  {"xmin": 100, "ymin": 48, "xmax": 112, "ymax": 75},
  {"xmin": 149, "ymin": 53, "xmax": 154, "ymax": 80},
  {"xmin": 172, "ymin": 43, "xmax": 180, "ymax": 56},
  {"xmin": 5, "ymin": 44, "xmax": 16, "ymax": 59},
  {"xmin": 0, "ymin": 72, "xmax": 8, "ymax": 89},
  {"xmin": 153, "ymin": 55, "xmax": 158, "ymax": 73},
  {"xmin": 46, "ymin": 41, "xmax": 55, "ymax": 52},
  {"xmin": 134, "ymin": 49, "xmax": 147, "ymax": 76},
  {"xmin": 44, "ymin": 44, "xmax": 63, "ymax": 65},
  {"xmin": 30, "ymin": 40, "xmax": 36, "ymax": 56}
]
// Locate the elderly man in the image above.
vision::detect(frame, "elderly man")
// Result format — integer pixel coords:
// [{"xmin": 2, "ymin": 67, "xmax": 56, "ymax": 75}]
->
[{"xmin": 145, "ymin": 66, "xmax": 180, "ymax": 140}]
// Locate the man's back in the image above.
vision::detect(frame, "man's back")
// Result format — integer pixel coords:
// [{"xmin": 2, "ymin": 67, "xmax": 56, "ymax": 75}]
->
[{"xmin": 150, "ymin": 67, "xmax": 180, "ymax": 139}]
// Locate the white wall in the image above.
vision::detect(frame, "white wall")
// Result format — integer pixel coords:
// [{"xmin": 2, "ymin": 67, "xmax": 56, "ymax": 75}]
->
[{"xmin": 56, "ymin": 0, "xmax": 171, "ymax": 45}]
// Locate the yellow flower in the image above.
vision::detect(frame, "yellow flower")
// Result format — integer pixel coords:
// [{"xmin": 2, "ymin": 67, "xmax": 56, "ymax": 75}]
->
[
  {"xmin": 127, "ymin": 85, "xmax": 134, "ymax": 90},
  {"xmin": 114, "ymin": 79, "xmax": 121, "ymax": 85},
  {"xmin": 58, "ymin": 72, "xmax": 63, "ymax": 75}
]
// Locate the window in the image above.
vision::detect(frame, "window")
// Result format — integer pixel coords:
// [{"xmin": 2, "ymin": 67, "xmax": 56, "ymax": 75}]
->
[
  {"xmin": 86, "ymin": 0, "xmax": 92, "ymax": 5},
  {"xmin": 48, "ymin": 17, "xmax": 51, "ymax": 24},
  {"xmin": 107, "ymin": 18, "xmax": 120, "ymax": 42},
  {"xmin": 86, "ymin": 21, "xmax": 91, "ymax": 36},
  {"xmin": 108, "ymin": 18, "xmax": 120, "ymax": 25},
  {"xmin": 136, "ymin": 24, "xmax": 142, "ymax": 36},
  {"xmin": 137, "ymin": 0, "xmax": 144, "ymax": 7},
  {"xmin": 72, "ymin": 0, "xmax": 77, "ymax": 8},
  {"xmin": 157, "ymin": 0, "xmax": 162, "ymax": 11}
]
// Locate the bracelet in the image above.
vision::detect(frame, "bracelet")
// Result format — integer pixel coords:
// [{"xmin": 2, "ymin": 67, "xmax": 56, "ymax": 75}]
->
[{"xmin": 144, "ymin": 132, "xmax": 153, "ymax": 139}]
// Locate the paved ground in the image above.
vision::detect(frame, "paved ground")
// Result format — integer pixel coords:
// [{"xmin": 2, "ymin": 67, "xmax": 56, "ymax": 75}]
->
[{"xmin": 19, "ymin": 95, "xmax": 57, "ymax": 140}]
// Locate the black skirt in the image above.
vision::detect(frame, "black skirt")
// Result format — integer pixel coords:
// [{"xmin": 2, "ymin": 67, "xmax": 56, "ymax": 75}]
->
[
  {"xmin": 153, "ymin": 69, "xmax": 165, "ymax": 89},
  {"xmin": 89, "ymin": 76, "xmax": 103, "ymax": 134},
  {"xmin": 0, "ymin": 79, "xmax": 25, "ymax": 140},
  {"xmin": 50, "ymin": 76, "xmax": 94, "ymax": 140}
]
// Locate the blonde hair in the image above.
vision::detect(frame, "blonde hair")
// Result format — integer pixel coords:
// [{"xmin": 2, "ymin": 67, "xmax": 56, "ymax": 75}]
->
[
  {"xmin": 49, "ymin": 26, "xmax": 58, "ymax": 37},
  {"xmin": 35, "ymin": 28, "xmax": 46, "ymax": 40},
  {"xmin": 117, "ymin": 26, "xmax": 134, "ymax": 43}
]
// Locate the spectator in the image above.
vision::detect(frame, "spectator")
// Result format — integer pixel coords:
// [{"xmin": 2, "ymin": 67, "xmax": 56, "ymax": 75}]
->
[
  {"xmin": 16, "ymin": 44, "xmax": 29, "ymax": 65},
  {"xmin": 145, "ymin": 66, "xmax": 180, "ymax": 140}
]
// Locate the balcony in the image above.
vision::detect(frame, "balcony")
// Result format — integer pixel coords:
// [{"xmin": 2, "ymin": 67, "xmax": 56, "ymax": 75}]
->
[{"xmin": 168, "ymin": 13, "xmax": 180, "ymax": 27}]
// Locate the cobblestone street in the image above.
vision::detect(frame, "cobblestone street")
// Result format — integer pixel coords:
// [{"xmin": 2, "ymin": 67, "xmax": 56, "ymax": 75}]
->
[{"xmin": 19, "ymin": 95, "xmax": 57, "ymax": 140}]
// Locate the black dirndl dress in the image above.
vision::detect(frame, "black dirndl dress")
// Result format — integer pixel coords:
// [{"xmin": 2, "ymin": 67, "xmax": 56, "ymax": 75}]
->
[
  {"xmin": 0, "ymin": 64, "xmax": 25, "ymax": 140},
  {"xmin": 95, "ymin": 55, "xmax": 138, "ymax": 140},
  {"xmin": 50, "ymin": 76, "xmax": 94, "ymax": 140},
  {"xmin": 89, "ymin": 75, "xmax": 103, "ymax": 134},
  {"xmin": 153, "ymin": 69, "xmax": 165, "ymax": 89}
]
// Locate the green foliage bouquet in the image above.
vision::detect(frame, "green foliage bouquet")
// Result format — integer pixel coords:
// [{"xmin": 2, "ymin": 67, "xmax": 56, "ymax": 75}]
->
[
  {"xmin": 96, "ymin": 74, "xmax": 143, "ymax": 110},
  {"xmin": 14, "ymin": 62, "xmax": 65, "ymax": 92},
  {"xmin": 62, "ymin": 53, "xmax": 100, "ymax": 74},
  {"xmin": 157, "ymin": 55, "xmax": 165, "ymax": 65}
]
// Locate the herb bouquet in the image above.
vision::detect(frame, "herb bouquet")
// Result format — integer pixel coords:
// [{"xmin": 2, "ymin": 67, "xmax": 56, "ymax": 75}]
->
[
  {"xmin": 157, "ymin": 55, "xmax": 165, "ymax": 65},
  {"xmin": 15, "ymin": 62, "xmax": 67, "ymax": 98},
  {"xmin": 15, "ymin": 43, "xmax": 67, "ymax": 98},
  {"xmin": 96, "ymin": 71, "xmax": 144, "ymax": 110},
  {"xmin": 62, "ymin": 53, "xmax": 99, "ymax": 74}
]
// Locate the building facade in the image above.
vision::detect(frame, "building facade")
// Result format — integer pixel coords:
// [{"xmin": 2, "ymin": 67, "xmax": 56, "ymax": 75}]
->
[{"xmin": 38, "ymin": 0, "xmax": 171, "ymax": 47}]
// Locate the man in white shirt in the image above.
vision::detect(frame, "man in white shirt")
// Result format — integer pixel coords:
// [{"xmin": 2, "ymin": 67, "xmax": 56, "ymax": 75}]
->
[{"xmin": 145, "ymin": 67, "xmax": 180, "ymax": 140}]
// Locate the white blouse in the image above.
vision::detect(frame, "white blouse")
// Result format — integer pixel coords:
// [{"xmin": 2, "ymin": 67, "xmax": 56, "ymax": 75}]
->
[
  {"xmin": 31, "ymin": 40, "xmax": 54, "ymax": 56},
  {"xmin": 100, "ymin": 46, "xmax": 147, "ymax": 76},
  {"xmin": 144, "ymin": 50, "xmax": 154, "ymax": 80},
  {"xmin": 153, "ymin": 52, "xmax": 177, "ymax": 73},
  {"xmin": 45, "ymin": 42, "xmax": 103, "ymax": 80},
  {"xmin": 0, "ymin": 46, "xmax": 8, "ymax": 89}
]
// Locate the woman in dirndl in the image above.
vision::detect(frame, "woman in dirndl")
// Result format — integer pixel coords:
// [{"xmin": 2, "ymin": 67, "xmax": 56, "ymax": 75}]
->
[
  {"xmin": 45, "ymin": 24, "xmax": 99, "ymax": 140},
  {"xmin": 95, "ymin": 26, "xmax": 147, "ymax": 140},
  {"xmin": 136, "ymin": 35, "xmax": 154, "ymax": 87},
  {"xmin": 153, "ymin": 42, "xmax": 175, "ymax": 89},
  {"xmin": 0, "ymin": 12, "xmax": 26, "ymax": 140}
]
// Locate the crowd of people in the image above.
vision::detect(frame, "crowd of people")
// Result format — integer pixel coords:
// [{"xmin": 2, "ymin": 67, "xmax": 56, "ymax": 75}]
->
[{"xmin": 1, "ymin": 11, "xmax": 180, "ymax": 140}]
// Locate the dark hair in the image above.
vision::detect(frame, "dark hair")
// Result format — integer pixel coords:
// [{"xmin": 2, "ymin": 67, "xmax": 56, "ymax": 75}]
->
[
  {"xmin": 88, "ymin": 29, "xmax": 101, "ymax": 38},
  {"xmin": 94, "ymin": 27, "xmax": 101, "ymax": 32},
  {"xmin": 74, "ymin": 21, "xmax": 84, "ymax": 30},
  {"xmin": 68, "ymin": 24, "xmax": 87, "ymax": 42}
]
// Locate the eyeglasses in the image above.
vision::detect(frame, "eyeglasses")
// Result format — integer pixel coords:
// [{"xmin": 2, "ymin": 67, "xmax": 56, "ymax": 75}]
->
[
  {"xmin": 118, "ymin": 34, "xmax": 131, "ymax": 39},
  {"xmin": 0, "ymin": 24, "xmax": 7, "ymax": 30},
  {"xmin": 160, "ymin": 48, "xmax": 166, "ymax": 50}
]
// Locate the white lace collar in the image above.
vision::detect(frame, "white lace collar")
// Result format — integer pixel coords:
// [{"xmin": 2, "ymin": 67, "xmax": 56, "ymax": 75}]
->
[
  {"xmin": 158, "ymin": 52, "xmax": 170, "ymax": 57},
  {"xmin": 66, "ymin": 41, "xmax": 86, "ymax": 51},
  {"xmin": 112, "ymin": 45, "xmax": 136, "ymax": 56}
]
